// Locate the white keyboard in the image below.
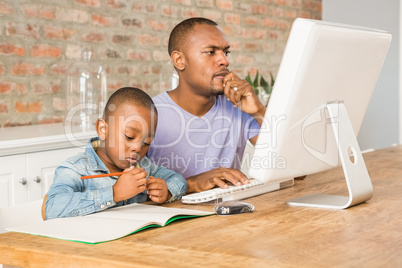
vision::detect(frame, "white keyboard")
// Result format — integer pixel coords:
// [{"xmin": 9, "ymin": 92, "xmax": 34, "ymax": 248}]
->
[{"xmin": 181, "ymin": 179, "xmax": 289, "ymax": 204}]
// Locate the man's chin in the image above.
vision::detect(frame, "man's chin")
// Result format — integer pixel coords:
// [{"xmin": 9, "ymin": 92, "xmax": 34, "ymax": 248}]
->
[{"xmin": 211, "ymin": 88, "xmax": 224, "ymax": 96}]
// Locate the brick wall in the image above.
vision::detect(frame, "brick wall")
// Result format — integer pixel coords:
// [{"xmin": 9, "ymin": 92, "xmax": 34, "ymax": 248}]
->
[{"xmin": 0, "ymin": 0, "xmax": 321, "ymax": 127}]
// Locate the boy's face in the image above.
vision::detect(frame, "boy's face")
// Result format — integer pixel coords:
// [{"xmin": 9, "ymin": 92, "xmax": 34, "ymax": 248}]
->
[{"xmin": 97, "ymin": 103, "xmax": 157, "ymax": 172}]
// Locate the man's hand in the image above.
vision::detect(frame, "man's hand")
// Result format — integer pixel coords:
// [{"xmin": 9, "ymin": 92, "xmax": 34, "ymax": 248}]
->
[
  {"xmin": 223, "ymin": 72, "xmax": 266, "ymax": 117},
  {"xmin": 186, "ymin": 167, "xmax": 250, "ymax": 194},
  {"xmin": 223, "ymin": 71, "xmax": 267, "ymax": 146},
  {"xmin": 112, "ymin": 167, "xmax": 148, "ymax": 203},
  {"xmin": 146, "ymin": 176, "xmax": 171, "ymax": 203}
]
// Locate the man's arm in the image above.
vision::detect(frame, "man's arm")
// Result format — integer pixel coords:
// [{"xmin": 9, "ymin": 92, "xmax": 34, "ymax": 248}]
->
[
  {"xmin": 223, "ymin": 72, "xmax": 266, "ymax": 145},
  {"xmin": 182, "ymin": 72, "xmax": 266, "ymax": 193},
  {"xmin": 248, "ymin": 106, "xmax": 266, "ymax": 145},
  {"xmin": 224, "ymin": 73, "xmax": 307, "ymax": 180}
]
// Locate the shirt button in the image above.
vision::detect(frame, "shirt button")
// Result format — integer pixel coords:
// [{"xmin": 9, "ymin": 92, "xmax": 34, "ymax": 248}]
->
[
  {"xmin": 100, "ymin": 204, "xmax": 105, "ymax": 209},
  {"xmin": 106, "ymin": 201, "xmax": 111, "ymax": 206}
]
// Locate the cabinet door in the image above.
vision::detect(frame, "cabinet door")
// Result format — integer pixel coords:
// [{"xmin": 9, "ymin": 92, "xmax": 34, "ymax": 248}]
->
[
  {"xmin": 0, "ymin": 155, "xmax": 27, "ymax": 207},
  {"xmin": 26, "ymin": 147, "xmax": 83, "ymax": 202}
]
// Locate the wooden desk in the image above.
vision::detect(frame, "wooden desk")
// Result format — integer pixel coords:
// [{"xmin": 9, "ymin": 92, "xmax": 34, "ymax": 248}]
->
[{"xmin": 1, "ymin": 146, "xmax": 402, "ymax": 267}]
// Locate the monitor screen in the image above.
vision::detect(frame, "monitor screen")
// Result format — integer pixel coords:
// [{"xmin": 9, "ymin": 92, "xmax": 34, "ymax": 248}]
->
[{"xmin": 248, "ymin": 18, "xmax": 391, "ymax": 188}]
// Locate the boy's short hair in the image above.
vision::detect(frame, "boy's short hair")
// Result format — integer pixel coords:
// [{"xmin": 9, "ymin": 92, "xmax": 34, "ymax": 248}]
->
[
  {"xmin": 103, "ymin": 87, "xmax": 156, "ymax": 121},
  {"xmin": 168, "ymin": 17, "xmax": 218, "ymax": 56}
]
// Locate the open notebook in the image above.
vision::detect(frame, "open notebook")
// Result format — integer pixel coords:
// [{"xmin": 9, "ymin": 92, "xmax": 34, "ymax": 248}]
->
[{"xmin": 6, "ymin": 203, "xmax": 214, "ymax": 244}]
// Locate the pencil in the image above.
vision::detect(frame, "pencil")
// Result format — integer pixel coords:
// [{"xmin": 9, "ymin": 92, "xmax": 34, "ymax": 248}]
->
[
  {"xmin": 81, "ymin": 172, "xmax": 125, "ymax": 180},
  {"xmin": 81, "ymin": 163, "xmax": 140, "ymax": 179}
]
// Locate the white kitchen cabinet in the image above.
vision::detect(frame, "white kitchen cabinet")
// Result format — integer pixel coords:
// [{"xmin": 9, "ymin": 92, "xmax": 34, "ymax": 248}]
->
[
  {"xmin": 0, "ymin": 155, "xmax": 27, "ymax": 207},
  {"xmin": 0, "ymin": 148, "xmax": 82, "ymax": 207},
  {"xmin": 0, "ymin": 123, "xmax": 95, "ymax": 208},
  {"xmin": 28, "ymin": 148, "xmax": 83, "ymax": 202}
]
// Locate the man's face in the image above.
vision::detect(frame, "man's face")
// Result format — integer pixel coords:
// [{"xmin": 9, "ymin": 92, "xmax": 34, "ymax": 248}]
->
[
  {"xmin": 180, "ymin": 24, "xmax": 231, "ymax": 96},
  {"xmin": 104, "ymin": 104, "xmax": 157, "ymax": 171}
]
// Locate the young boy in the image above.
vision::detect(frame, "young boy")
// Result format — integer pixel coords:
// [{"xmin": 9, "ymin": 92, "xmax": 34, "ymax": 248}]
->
[{"xmin": 43, "ymin": 87, "xmax": 188, "ymax": 220}]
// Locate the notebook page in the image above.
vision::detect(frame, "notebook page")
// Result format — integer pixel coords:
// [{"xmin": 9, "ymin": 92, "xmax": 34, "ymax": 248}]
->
[{"xmin": 6, "ymin": 203, "xmax": 213, "ymax": 244}]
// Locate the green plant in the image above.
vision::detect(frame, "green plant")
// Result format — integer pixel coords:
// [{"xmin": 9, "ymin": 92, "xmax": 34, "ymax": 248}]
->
[{"xmin": 245, "ymin": 71, "xmax": 275, "ymax": 96}]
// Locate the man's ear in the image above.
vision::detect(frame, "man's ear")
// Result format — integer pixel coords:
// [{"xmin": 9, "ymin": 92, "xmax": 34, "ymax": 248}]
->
[
  {"xmin": 96, "ymin": 118, "xmax": 108, "ymax": 140},
  {"xmin": 171, "ymin": 51, "xmax": 185, "ymax": 71}
]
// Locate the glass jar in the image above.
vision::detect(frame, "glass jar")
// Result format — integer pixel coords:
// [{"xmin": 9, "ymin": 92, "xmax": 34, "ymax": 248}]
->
[{"xmin": 65, "ymin": 48, "xmax": 107, "ymax": 132}]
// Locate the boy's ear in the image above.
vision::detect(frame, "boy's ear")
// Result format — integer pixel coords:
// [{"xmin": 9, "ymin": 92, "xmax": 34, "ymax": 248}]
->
[
  {"xmin": 171, "ymin": 51, "xmax": 185, "ymax": 71},
  {"xmin": 96, "ymin": 118, "xmax": 108, "ymax": 140}
]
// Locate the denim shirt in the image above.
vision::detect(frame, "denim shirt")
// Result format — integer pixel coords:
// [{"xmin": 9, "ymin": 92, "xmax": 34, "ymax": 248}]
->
[{"xmin": 45, "ymin": 137, "xmax": 187, "ymax": 220}]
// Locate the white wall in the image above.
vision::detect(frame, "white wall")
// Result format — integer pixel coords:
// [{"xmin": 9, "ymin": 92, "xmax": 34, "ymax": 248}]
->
[{"xmin": 323, "ymin": 0, "xmax": 400, "ymax": 150}]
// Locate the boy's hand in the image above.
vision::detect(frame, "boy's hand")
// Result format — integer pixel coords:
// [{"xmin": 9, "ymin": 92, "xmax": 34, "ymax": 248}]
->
[
  {"xmin": 146, "ymin": 176, "xmax": 171, "ymax": 203},
  {"xmin": 112, "ymin": 167, "xmax": 148, "ymax": 203}
]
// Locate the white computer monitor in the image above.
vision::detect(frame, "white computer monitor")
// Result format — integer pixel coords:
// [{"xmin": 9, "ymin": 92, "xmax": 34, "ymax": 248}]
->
[{"xmin": 248, "ymin": 18, "xmax": 391, "ymax": 209}]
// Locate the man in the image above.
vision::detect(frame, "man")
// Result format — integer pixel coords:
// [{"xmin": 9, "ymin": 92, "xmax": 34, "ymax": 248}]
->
[{"xmin": 147, "ymin": 17, "xmax": 267, "ymax": 193}]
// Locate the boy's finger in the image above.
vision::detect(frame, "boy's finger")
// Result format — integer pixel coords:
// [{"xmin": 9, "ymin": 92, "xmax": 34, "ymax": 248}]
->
[
  {"xmin": 130, "ymin": 167, "xmax": 147, "ymax": 175},
  {"xmin": 123, "ymin": 166, "xmax": 135, "ymax": 172},
  {"xmin": 137, "ymin": 185, "xmax": 147, "ymax": 192},
  {"xmin": 148, "ymin": 189, "xmax": 163, "ymax": 197},
  {"xmin": 149, "ymin": 195, "xmax": 163, "ymax": 204},
  {"xmin": 135, "ymin": 178, "xmax": 147, "ymax": 186},
  {"xmin": 128, "ymin": 170, "xmax": 148, "ymax": 179},
  {"xmin": 146, "ymin": 176, "xmax": 165, "ymax": 186},
  {"xmin": 146, "ymin": 176, "xmax": 156, "ymax": 182},
  {"xmin": 146, "ymin": 182, "xmax": 165, "ymax": 191}
]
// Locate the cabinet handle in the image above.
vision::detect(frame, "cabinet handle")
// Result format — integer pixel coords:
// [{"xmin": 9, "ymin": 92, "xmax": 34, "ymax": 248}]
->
[
  {"xmin": 19, "ymin": 177, "xmax": 27, "ymax": 185},
  {"xmin": 33, "ymin": 176, "xmax": 41, "ymax": 183}
]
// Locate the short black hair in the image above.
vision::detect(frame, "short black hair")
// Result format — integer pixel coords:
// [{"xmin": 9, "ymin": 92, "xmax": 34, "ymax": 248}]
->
[
  {"xmin": 103, "ymin": 87, "xmax": 156, "ymax": 121},
  {"xmin": 168, "ymin": 17, "xmax": 218, "ymax": 56}
]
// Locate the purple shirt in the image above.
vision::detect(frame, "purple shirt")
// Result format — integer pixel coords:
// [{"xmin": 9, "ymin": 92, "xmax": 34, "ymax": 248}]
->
[{"xmin": 147, "ymin": 92, "xmax": 260, "ymax": 179}]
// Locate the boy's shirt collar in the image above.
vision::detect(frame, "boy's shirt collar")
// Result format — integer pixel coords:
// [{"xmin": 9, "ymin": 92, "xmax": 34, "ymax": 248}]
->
[
  {"xmin": 86, "ymin": 137, "xmax": 109, "ymax": 174},
  {"xmin": 91, "ymin": 138, "xmax": 101, "ymax": 152}
]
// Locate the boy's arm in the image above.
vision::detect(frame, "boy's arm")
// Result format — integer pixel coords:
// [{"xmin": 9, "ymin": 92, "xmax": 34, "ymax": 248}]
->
[
  {"xmin": 144, "ymin": 157, "xmax": 188, "ymax": 202},
  {"xmin": 45, "ymin": 165, "xmax": 115, "ymax": 220}
]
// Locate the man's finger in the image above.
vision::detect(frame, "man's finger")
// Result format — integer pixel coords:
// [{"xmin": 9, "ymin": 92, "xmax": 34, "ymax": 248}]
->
[{"xmin": 212, "ymin": 177, "xmax": 228, "ymax": 189}]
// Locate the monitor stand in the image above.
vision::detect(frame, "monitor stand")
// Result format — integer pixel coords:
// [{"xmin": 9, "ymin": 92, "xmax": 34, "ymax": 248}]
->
[{"xmin": 287, "ymin": 102, "xmax": 374, "ymax": 209}]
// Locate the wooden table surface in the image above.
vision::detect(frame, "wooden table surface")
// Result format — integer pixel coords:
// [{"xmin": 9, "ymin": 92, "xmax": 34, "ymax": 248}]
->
[{"xmin": 1, "ymin": 146, "xmax": 402, "ymax": 267}]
